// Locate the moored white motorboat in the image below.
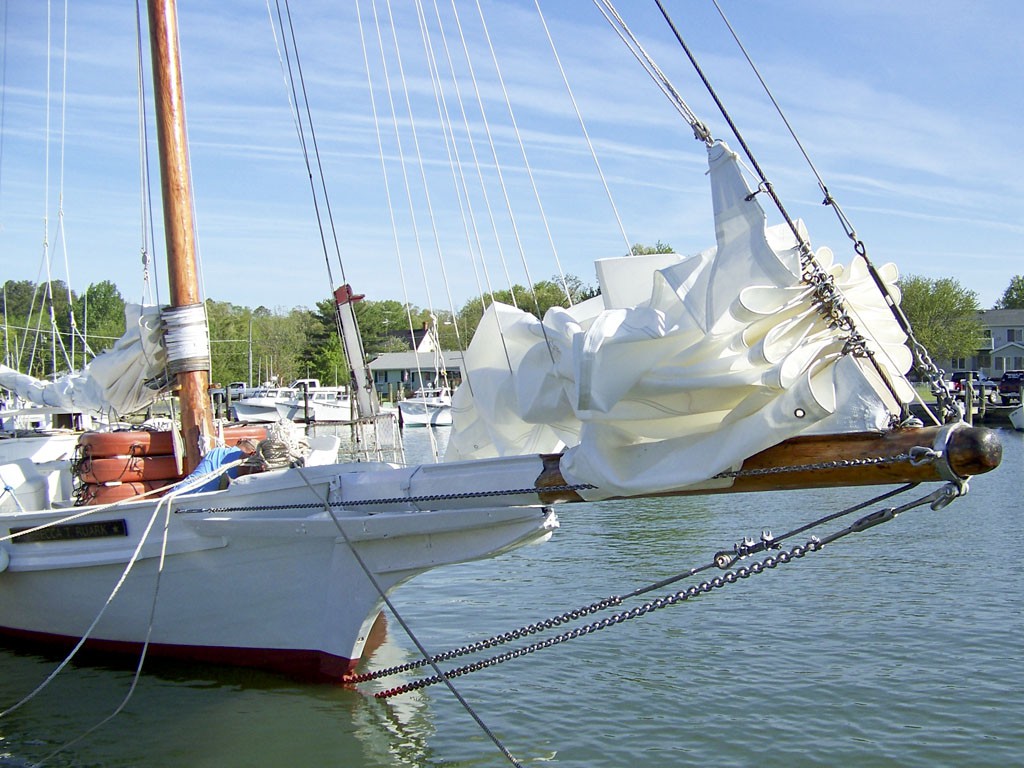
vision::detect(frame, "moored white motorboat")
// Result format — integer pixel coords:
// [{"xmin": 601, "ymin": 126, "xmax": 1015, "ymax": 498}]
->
[
  {"xmin": 397, "ymin": 387, "xmax": 453, "ymax": 427},
  {"xmin": 232, "ymin": 386, "xmax": 298, "ymax": 423},
  {"xmin": 277, "ymin": 385, "xmax": 354, "ymax": 423},
  {"xmin": 1010, "ymin": 405, "xmax": 1024, "ymax": 431}
]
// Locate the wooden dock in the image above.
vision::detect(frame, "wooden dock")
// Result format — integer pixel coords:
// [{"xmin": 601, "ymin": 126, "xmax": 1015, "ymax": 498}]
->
[{"xmin": 909, "ymin": 402, "xmax": 1018, "ymax": 428}]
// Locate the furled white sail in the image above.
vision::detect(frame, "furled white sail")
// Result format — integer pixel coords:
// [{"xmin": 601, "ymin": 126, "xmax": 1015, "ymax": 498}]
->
[
  {"xmin": 0, "ymin": 304, "xmax": 169, "ymax": 418},
  {"xmin": 446, "ymin": 141, "xmax": 915, "ymax": 499}
]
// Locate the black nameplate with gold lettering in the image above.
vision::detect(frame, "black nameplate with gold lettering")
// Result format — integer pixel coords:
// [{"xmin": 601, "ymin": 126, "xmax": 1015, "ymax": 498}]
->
[{"xmin": 10, "ymin": 519, "xmax": 128, "ymax": 544}]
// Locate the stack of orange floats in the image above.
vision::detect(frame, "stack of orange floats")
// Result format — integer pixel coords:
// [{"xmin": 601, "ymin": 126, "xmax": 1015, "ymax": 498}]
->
[{"xmin": 75, "ymin": 427, "xmax": 269, "ymax": 505}]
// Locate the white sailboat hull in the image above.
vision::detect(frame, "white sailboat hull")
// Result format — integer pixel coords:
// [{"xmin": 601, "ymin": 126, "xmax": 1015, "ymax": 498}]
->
[
  {"xmin": 277, "ymin": 399, "xmax": 355, "ymax": 423},
  {"xmin": 1010, "ymin": 405, "xmax": 1024, "ymax": 431},
  {"xmin": 397, "ymin": 401, "xmax": 453, "ymax": 427},
  {"xmin": 0, "ymin": 460, "xmax": 557, "ymax": 679},
  {"xmin": 231, "ymin": 398, "xmax": 285, "ymax": 423}
]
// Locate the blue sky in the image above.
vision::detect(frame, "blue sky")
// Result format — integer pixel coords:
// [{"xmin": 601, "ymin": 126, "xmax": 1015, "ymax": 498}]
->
[{"xmin": 2, "ymin": 0, "xmax": 1021, "ymax": 315}]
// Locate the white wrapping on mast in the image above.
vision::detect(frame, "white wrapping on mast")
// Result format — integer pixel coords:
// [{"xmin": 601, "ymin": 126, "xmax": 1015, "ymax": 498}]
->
[{"xmin": 446, "ymin": 141, "xmax": 914, "ymax": 499}]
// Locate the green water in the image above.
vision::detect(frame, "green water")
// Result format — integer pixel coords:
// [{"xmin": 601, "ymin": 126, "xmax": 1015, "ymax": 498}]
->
[{"xmin": 1, "ymin": 428, "xmax": 1021, "ymax": 767}]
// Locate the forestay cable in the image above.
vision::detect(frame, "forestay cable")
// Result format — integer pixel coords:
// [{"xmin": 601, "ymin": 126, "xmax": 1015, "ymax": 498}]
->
[
  {"xmin": 705, "ymin": 0, "xmax": 956, "ymax": 425},
  {"xmin": 293, "ymin": 466, "xmax": 526, "ymax": 768},
  {"xmin": 357, "ymin": 482, "xmax": 966, "ymax": 698},
  {"xmin": 536, "ymin": 0, "xmax": 633, "ymax": 262}
]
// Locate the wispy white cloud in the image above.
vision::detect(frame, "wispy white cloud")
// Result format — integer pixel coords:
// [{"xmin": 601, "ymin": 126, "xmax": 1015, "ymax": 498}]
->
[{"xmin": 1, "ymin": 0, "xmax": 1020, "ymax": 312}]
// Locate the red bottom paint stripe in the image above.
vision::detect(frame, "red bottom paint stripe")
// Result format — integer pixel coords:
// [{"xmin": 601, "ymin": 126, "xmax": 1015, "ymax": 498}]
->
[{"xmin": 0, "ymin": 622, "xmax": 384, "ymax": 683}]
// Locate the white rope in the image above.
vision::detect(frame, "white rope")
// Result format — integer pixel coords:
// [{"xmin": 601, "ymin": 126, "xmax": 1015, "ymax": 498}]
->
[
  {"xmin": 357, "ymin": 0, "xmax": 432, "ymax": 442},
  {"xmin": 473, "ymin": 0, "xmax": 572, "ymax": 307},
  {"xmin": 593, "ymin": 0, "xmax": 710, "ymax": 137},
  {"xmin": 1, "ymin": 461, "xmax": 247, "ymax": 765},
  {"xmin": 162, "ymin": 303, "xmax": 211, "ymax": 374},
  {"xmin": 535, "ymin": 0, "xmax": 633, "ymax": 261},
  {"xmin": 0, "ymin": 494, "xmax": 167, "ymax": 721},
  {"xmin": 292, "ymin": 465, "xmax": 524, "ymax": 767},
  {"xmin": 0, "ymin": 461, "xmax": 244, "ymax": 729}
]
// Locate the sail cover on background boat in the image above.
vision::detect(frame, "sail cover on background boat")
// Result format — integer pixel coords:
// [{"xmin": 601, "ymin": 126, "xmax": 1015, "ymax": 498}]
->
[
  {"xmin": 448, "ymin": 141, "xmax": 913, "ymax": 498},
  {"xmin": 0, "ymin": 304, "xmax": 169, "ymax": 418}
]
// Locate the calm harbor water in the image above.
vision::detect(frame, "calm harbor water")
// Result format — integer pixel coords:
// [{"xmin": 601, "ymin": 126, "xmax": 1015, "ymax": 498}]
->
[{"xmin": 1, "ymin": 427, "xmax": 1021, "ymax": 767}]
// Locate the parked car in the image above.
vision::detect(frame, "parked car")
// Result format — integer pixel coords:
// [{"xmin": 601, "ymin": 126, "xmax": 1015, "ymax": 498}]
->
[
  {"xmin": 209, "ymin": 381, "xmax": 250, "ymax": 401},
  {"xmin": 947, "ymin": 371, "xmax": 999, "ymax": 403},
  {"xmin": 999, "ymin": 370, "xmax": 1024, "ymax": 405}
]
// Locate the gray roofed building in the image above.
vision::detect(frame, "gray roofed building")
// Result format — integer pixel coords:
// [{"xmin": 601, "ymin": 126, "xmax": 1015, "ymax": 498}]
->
[
  {"xmin": 367, "ymin": 351, "xmax": 464, "ymax": 400},
  {"xmin": 943, "ymin": 308, "xmax": 1024, "ymax": 376}
]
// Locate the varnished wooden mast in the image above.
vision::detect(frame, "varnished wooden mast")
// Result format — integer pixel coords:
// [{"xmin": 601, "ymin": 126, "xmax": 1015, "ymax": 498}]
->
[{"xmin": 147, "ymin": 0, "xmax": 213, "ymax": 472}]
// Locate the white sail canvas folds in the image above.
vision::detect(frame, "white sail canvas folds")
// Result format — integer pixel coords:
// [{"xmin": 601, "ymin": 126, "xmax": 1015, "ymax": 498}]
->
[
  {"xmin": 0, "ymin": 304, "xmax": 169, "ymax": 418},
  {"xmin": 447, "ymin": 141, "xmax": 914, "ymax": 498}
]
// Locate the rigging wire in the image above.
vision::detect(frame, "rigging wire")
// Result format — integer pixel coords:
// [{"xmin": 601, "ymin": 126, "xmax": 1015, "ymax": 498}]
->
[
  {"xmin": 353, "ymin": 0, "xmax": 427, "ymax": 410},
  {"xmin": 380, "ymin": 0, "xmax": 462, "ymax": 414},
  {"xmin": 536, "ymin": 0, "xmax": 633, "ymax": 263},
  {"xmin": 410, "ymin": 0, "xmax": 472, "ymax": 334},
  {"xmin": 592, "ymin": 0, "xmax": 710, "ymax": 142},
  {"xmin": 473, "ymin": 0, "xmax": 572, "ymax": 308},
  {"xmin": 367, "ymin": 0, "xmax": 443, "ymax": 454},
  {"xmin": 0, "ymin": 0, "xmax": 6, "ymax": 228},
  {"xmin": 411, "ymin": 0, "xmax": 486, "ymax": 375},
  {"xmin": 55, "ymin": 0, "xmax": 81, "ymax": 370},
  {"xmin": 440, "ymin": 0, "xmax": 521, "ymax": 375},
  {"xmin": 425, "ymin": 0, "xmax": 492, "ymax": 307},
  {"xmin": 271, "ymin": 0, "xmax": 382, "ymax": 411},
  {"xmin": 271, "ymin": 0, "xmax": 341, "ymax": 291},
  {"xmin": 133, "ymin": 0, "xmax": 161, "ymax": 307},
  {"xmin": 705, "ymin": 0, "xmax": 954, "ymax": 425},
  {"xmin": 470, "ymin": 0, "xmax": 564, "ymax": 322},
  {"xmin": 645, "ymin": 0, "xmax": 911, "ymax": 423},
  {"xmin": 293, "ymin": 466, "xmax": 526, "ymax": 768},
  {"xmin": 441, "ymin": 0, "xmax": 515, "ymax": 307}
]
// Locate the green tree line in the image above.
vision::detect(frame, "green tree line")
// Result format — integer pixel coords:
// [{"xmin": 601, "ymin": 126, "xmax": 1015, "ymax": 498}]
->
[
  {"xmin": 4, "ymin": 269, "xmax": 1020, "ymax": 388},
  {"xmin": 1, "ymin": 273, "xmax": 600, "ymax": 388}
]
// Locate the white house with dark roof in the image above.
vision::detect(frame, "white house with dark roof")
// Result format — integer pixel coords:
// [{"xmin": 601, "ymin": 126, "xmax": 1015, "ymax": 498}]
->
[
  {"xmin": 367, "ymin": 351, "xmax": 464, "ymax": 402},
  {"xmin": 944, "ymin": 308, "xmax": 1024, "ymax": 376}
]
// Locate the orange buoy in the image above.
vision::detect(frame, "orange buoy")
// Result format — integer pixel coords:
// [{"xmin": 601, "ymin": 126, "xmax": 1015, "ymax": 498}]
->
[
  {"xmin": 76, "ymin": 454, "xmax": 185, "ymax": 484},
  {"xmin": 78, "ymin": 480, "xmax": 171, "ymax": 505},
  {"xmin": 78, "ymin": 426, "xmax": 269, "ymax": 458}
]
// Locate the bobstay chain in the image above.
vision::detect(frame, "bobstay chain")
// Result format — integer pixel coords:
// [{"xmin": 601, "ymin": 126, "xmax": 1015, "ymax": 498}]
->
[{"xmin": 353, "ymin": 481, "xmax": 966, "ymax": 698}]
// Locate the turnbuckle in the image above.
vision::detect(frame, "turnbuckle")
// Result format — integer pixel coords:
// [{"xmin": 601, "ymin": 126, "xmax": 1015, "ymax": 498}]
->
[{"xmin": 714, "ymin": 529, "xmax": 779, "ymax": 569}]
